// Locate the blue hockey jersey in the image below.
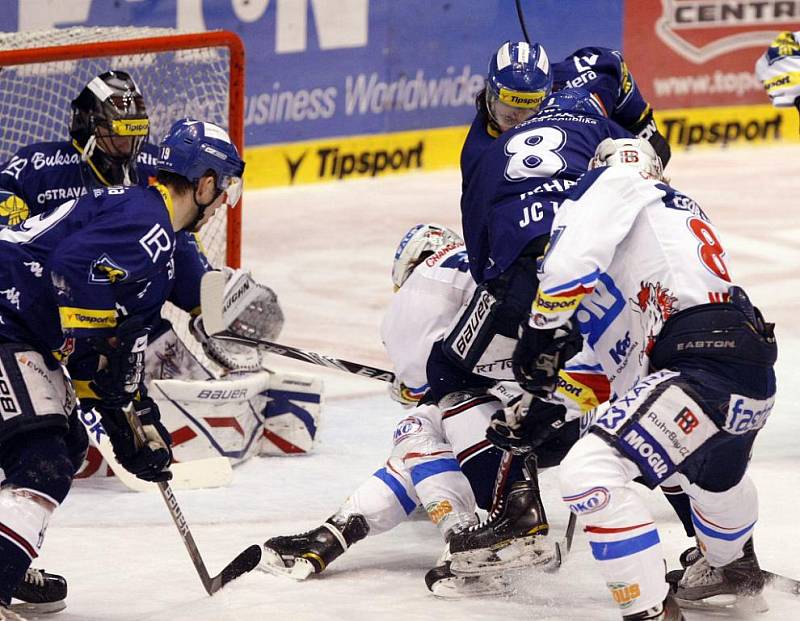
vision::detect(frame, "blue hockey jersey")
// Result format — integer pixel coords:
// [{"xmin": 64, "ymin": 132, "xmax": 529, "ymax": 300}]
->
[
  {"xmin": 461, "ymin": 108, "xmax": 631, "ymax": 284},
  {"xmin": 0, "ymin": 184, "xmax": 180, "ymax": 366},
  {"xmin": 461, "ymin": 46, "xmax": 654, "ymax": 189},
  {"xmin": 0, "ymin": 140, "xmax": 209, "ymax": 317}
]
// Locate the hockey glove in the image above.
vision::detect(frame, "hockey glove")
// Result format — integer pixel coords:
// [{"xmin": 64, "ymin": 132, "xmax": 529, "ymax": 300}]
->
[
  {"xmin": 388, "ymin": 377, "xmax": 426, "ymax": 408},
  {"xmin": 89, "ymin": 316, "xmax": 149, "ymax": 408},
  {"xmin": 190, "ymin": 315, "xmax": 262, "ymax": 373},
  {"xmin": 512, "ymin": 319, "xmax": 582, "ymax": 397},
  {"xmin": 97, "ymin": 396, "xmax": 173, "ymax": 483},
  {"xmin": 629, "ymin": 108, "xmax": 671, "ymax": 168},
  {"xmin": 487, "ymin": 394, "xmax": 569, "ymax": 452}
]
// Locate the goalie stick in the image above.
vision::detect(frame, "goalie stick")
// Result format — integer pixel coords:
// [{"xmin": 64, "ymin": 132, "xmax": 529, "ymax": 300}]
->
[
  {"xmin": 200, "ymin": 270, "xmax": 395, "ymax": 382},
  {"xmin": 126, "ymin": 407, "xmax": 261, "ymax": 595},
  {"xmin": 79, "ymin": 407, "xmax": 233, "ymax": 492},
  {"xmin": 515, "ymin": 0, "xmax": 532, "ymax": 44}
]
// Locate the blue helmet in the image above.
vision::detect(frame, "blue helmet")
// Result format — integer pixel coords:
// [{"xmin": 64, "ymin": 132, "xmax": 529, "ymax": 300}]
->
[
  {"xmin": 538, "ymin": 87, "xmax": 606, "ymax": 116},
  {"xmin": 157, "ymin": 118, "xmax": 245, "ymax": 193},
  {"xmin": 486, "ymin": 40, "xmax": 552, "ymax": 131}
]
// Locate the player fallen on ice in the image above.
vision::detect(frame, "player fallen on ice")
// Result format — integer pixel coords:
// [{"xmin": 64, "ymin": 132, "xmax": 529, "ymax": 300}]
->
[
  {"xmin": 0, "ymin": 119, "xmax": 245, "ymax": 619},
  {"xmin": 508, "ymin": 137, "xmax": 776, "ymax": 619}
]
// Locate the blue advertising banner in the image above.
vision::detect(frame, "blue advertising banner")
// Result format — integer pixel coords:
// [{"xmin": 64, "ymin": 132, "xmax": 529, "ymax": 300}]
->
[{"xmin": 0, "ymin": 0, "xmax": 623, "ymax": 149}]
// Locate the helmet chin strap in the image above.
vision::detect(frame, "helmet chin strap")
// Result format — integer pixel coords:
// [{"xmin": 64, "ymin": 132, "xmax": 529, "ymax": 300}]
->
[{"xmin": 188, "ymin": 181, "xmax": 223, "ymax": 231}]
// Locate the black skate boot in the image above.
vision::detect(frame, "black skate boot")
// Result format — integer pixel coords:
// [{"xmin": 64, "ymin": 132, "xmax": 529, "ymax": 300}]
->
[
  {"xmin": 668, "ymin": 538, "xmax": 768, "ymax": 613},
  {"xmin": 424, "ymin": 518, "xmax": 514, "ymax": 599},
  {"xmin": 259, "ymin": 513, "xmax": 369, "ymax": 580},
  {"xmin": 622, "ymin": 593, "xmax": 684, "ymax": 621},
  {"xmin": 9, "ymin": 567, "xmax": 67, "ymax": 614},
  {"xmin": 447, "ymin": 454, "xmax": 553, "ymax": 576}
]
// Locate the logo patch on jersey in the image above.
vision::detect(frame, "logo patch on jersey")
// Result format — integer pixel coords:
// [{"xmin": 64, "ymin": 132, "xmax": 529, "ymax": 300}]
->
[
  {"xmin": 563, "ymin": 487, "xmax": 609, "ymax": 515},
  {"xmin": 630, "ymin": 281, "xmax": 677, "ymax": 359},
  {"xmin": 90, "ymin": 254, "xmax": 129, "ymax": 284},
  {"xmin": 723, "ymin": 394, "xmax": 775, "ymax": 435},
  {"xmin": 425, "ymin": 500, "xmax": 454, "ymax": 525},
  {"xmin": 393, "ymin": 416, "xmax": 424, "ymax": 444},
  {"xmin": 0, "ymin": 190, "xmax": 29, "ymax": 226},
  {"xmin": 607, "ymin": 582, "xmax": 640, "ymax": 609}
]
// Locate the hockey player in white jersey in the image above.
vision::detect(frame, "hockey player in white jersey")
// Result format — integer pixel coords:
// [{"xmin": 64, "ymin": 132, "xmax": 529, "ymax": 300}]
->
[
  {"xmin": 756, "ymin": 31, "xmax": 800, "ymax": 120},
  {"xmin": 258, "ymin": 225, "xmax": 489, "ymax": 595},
  {"xmin": 511, "ymin": 138, "xmax": 777, "ymax": 620}
]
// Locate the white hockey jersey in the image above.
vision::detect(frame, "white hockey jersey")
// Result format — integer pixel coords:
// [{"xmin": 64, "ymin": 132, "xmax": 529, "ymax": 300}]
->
[
  {"xmin": 755, "ymin": 31, "xmax": 800, "ymax": 107},
  {"xmin": 532, "ymin": 166, "xmax": 734, "ymax": 400},
  {"xmin": 380, "ymin": 243, "xmax": 473, "ymax": 392}
]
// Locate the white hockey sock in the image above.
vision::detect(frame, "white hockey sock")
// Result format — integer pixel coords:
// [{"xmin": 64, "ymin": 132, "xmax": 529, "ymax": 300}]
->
[{"xmin": 0, "ymin": 487, "xmax": 57, "ymax": 560}]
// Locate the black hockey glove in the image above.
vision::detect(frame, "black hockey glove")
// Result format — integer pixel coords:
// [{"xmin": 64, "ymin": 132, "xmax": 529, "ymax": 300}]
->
[
  {"xmin": 97, "ymin": 396, "xmax": 173, "ymax": 483},
  {"xmin": 512, "ymin": 319, "xmax": 582, "ymax": 397},
  {"xmin": 487, "ymin": 394, "xmax": 569, "ymax": 452},
  {"xmin": 89, "ymin": 316, "xmax": 149, "ymax": 409},
  {"xmin": 629, "ymin": 108, "xmax": 671, "ymax": 167}
]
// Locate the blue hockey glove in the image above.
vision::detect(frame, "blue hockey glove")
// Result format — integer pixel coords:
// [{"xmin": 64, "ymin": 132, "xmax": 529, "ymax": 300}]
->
[{"xmin": 512, "ymin": 319, "xmax": 582, "ymax": 396}]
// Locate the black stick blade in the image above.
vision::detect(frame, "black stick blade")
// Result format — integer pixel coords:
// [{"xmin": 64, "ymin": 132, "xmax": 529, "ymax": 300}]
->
[{"xmin": 210, "ymin": 544, "xmax": 263, "ymax": 594}]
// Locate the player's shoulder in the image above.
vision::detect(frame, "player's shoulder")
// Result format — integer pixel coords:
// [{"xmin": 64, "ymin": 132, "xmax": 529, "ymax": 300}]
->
[
  {"xmin": 88, "ymin": 183, "xmax": 175, "ymax": 231},
  {"xmin": 411, "ymin": 242, "xmax": 470, "ymax": 283},
  {"xmin": 2, "ymin": 140, "xmax": 78, "ymax": 167}
]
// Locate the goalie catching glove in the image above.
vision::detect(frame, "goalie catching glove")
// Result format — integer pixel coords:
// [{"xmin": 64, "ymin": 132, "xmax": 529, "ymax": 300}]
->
[
  {"xmin": 89, "ymin": 317, "xmax": 173, "ymax": 482},
  {"xmin": 191, "ymin": 268, "xmax": 285, "ymax": 372}
]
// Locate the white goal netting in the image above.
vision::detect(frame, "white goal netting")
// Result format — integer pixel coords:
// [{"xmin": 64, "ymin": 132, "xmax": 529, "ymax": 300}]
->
[{"xmin": 0, "ymin": 27, "xmax": 241, "ymax": 369}]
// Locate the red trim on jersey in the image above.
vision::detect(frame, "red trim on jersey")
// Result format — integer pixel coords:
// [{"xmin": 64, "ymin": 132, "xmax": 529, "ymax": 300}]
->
[
  {"xmin": 456, "ymin": 439, "xmax": 492, "ymax": 464},
  {"xmin": 442, "ymin": 395, "xmax": 498, "ymax": 419},
  {"xmin": 584, "ymin": 521, "xmax": 654, "ymax": 534}
]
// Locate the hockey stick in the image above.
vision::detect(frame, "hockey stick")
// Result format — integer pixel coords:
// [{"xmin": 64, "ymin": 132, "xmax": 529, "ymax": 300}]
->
[
  {"xmin": 79, "ymin": 407, "xmax": 233, "ymax": 492},
  {"xmin": 764, "ymin": 570, "xmax": 800, "ymax": 596},
  {"xmin": 515, "ymin": 0, "xmax": 532, "ymax": 44},
  {"xmin": 126, "ymin": 407, "xmax": 261, "ymax": 595},
  {"xmin": 200, "ymin": 270, "xmax": 395, "ymax": 382}
]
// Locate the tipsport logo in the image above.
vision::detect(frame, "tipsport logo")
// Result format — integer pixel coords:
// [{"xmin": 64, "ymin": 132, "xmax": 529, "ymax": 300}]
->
[{"xmin": 284, "ymin": 142, "xmax": 424, "ymax": 184}]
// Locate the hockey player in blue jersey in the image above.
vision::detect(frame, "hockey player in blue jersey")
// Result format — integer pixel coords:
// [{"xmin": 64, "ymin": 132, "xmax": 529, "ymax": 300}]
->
[
  {"xmin": 460, "ymin": 40, "xmax": 671, "ymax": 190},
  {"xmin": 0, "ymin": 119, "xmax": 245, "ymax": 618}
]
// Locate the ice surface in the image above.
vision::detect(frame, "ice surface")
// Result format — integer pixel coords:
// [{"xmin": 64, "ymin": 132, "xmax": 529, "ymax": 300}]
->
[{"xmin": 37, "ymin": 146, "xmax": 800, "ymax": 620}]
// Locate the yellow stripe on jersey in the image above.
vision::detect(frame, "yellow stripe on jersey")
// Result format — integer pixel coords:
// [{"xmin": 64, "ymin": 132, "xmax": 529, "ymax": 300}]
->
[
  {"xmin": 532, "ymin": 290, "xmax": 584, "ymax": 315},
  {"xmin": 72, "ymin": 380, "xmax": 99, "ymax": 400},
  {"xmin": 59, "ymin": 306, "xmax": 117, "ymax": 330},
  {"xmin": 153, "ymin": 182, "xmax": 176, "ymax": 227}
]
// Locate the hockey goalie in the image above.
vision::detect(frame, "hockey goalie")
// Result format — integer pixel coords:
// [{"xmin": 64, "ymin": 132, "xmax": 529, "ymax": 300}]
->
[{"xmin": 77, "ymin": 267, "xmax": 324, "ymax": 481}]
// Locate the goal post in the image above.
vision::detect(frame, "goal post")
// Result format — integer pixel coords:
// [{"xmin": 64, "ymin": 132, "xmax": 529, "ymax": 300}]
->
[{"xmin": 0, "ymin": 26, "xmax": 246, "ymax": 268}]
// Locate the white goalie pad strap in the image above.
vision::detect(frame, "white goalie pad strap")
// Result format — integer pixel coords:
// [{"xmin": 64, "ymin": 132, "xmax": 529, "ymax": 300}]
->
[
  {"xmin": 150, "ymin": 371, "xmax": 272, "ymax": 466},
  {"xmin": 260, "ymin": 371, "xmax": 323, "ymax": 456}
]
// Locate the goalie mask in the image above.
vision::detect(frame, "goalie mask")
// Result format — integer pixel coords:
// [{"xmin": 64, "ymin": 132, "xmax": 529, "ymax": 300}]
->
[
  {"xmin": 392, "ymin": 223, "xmax": 464, "ymax": 290},
  {"xmin": 486, "ymin": 40, "xmax": 552, "ymax": 132},
  {"xmin": 589, "ymin": 137, "xmax": 665, "ymax": 181},
  {"xmin": 70, "ymin": 70, "xmax": 149, "ymax": 185}
]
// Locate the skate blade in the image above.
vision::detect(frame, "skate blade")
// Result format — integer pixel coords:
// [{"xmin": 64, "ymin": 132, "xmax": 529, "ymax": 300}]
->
[
  {"xmin": 675, "ymin": 592, "xmax": 768, "ymax": 613},
  {"xmin": 450, "ymin": 537, "xmax": 557, "ymax": 576},
  {"xmin": 257, "ymin": 547, "xmax": 315, "ymax": 581},
  {"xmin": 9, "ymin": 599, "xmax": 66, "ymax": 615},
  {"xmin": 429, "ymin": 573, "xmax": 514, "ymax": 599}
]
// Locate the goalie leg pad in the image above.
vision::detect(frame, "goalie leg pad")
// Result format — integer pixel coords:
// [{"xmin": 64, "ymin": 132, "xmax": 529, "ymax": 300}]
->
[{"xmin": 261, "ymin": 372, "xmax": 323, "ymax": 456}]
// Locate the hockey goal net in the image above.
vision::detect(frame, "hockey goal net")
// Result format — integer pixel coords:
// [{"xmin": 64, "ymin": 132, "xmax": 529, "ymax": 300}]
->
[{"xmin": 0, "ymin": 27, "xmax": 245, "ymax": 369}]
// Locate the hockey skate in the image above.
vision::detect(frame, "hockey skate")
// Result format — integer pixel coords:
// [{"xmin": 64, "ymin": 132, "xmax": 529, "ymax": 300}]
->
[
  {"xmin": 259, "ymin": 513, "xmax": 369, "ymax": 580},
  {"xmin": 622, "ymin": 593, "xmax": 684, "ymax": 621},
  {"xmin": 9, "ymin": 568, "xmax": 67, "ymax": 615},
  {"xmin": 667, "ymin": 538, "xmax": 768, "ymax": 613},
  {"xmin": 447, "ymin": 454, "xmax": 556, "ymax": 576}
]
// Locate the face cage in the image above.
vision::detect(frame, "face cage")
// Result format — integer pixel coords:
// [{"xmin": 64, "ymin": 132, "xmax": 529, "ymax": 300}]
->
[{"xmin": 486, "ymin": 89, "xmax": 539, "ymax": 132}]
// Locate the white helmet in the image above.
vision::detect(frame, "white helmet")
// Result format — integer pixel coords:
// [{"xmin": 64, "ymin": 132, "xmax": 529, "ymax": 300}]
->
[
  {"xmin": 589, "ymin": 137, "xmax": 665, "ymax": 181},
  {"xmin": 392, "ymin": 223, "xmax": 464, "ymax": 289}
]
